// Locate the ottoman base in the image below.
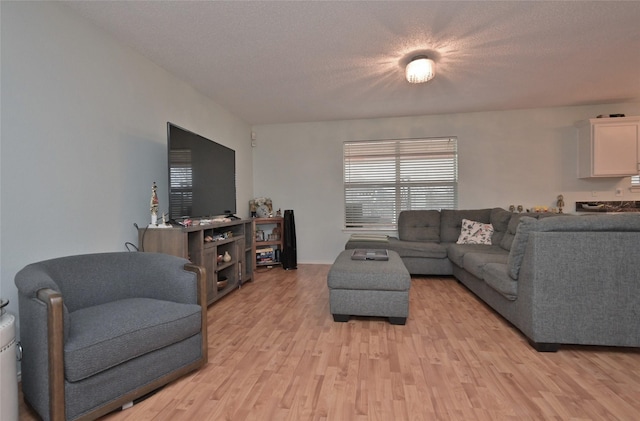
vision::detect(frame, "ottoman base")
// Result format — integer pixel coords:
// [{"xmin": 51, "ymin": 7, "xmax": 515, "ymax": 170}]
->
[{"xmin": 332, "ymin": 314, "xmax": 406, "ymax": 325}]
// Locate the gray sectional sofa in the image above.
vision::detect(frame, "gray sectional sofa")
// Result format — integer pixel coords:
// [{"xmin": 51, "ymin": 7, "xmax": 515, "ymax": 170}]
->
[{"xmin": 346, "ymin": 208, "xmax": 640, "ymax": 351}]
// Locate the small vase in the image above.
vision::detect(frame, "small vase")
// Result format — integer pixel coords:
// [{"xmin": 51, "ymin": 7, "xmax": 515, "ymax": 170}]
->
[{"xmin": 223, "ymin": 251, "xmax": 232, "ymax": 262}]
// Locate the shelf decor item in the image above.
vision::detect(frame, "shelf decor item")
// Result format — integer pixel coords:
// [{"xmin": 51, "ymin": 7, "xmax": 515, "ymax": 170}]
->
[
  {"xmin": 149, "ymin": 181, "xmax": 159, "ymax": 226},
  {"xmin": 557, "ymin": 194, "xmax": 565, "ymax": 214},
  {"xmin": 271, "ymin": 225, "xmax": 281, "ymax": 240},
  {"xmin": 223, "ymin": 251, "xmax": 232, "ymax": 262},
  {"xmin": 250, "ymin": 197, "xmax": 273, "ymax": 218}
]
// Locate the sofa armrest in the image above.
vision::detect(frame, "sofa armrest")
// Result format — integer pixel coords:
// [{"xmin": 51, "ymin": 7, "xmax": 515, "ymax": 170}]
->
[{"xmin": 517, "ymin": 231, "xmax": 640, "ymax": 347}]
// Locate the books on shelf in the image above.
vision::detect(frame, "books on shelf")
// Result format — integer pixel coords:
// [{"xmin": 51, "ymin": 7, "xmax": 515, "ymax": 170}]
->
[{"xmin": 256, "ymin": 247, "xmax": 274, "ymax": 264}]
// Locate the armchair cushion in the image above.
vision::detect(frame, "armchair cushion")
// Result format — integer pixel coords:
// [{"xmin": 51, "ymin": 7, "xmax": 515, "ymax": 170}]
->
[{"xmin": 65, "ymin": 298, "xmax": 202, "ymax": 382}]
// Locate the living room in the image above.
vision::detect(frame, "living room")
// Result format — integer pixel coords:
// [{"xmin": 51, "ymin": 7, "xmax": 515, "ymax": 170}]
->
[{"xmin": 2, "ymin": 2, "xmax": 640, "ymax": 420}]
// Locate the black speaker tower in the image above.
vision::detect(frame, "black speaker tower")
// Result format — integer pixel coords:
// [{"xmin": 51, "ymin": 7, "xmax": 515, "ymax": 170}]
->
[{"xmin": 282, "ymin": 209, "xmax": 297, "ymax": 270}]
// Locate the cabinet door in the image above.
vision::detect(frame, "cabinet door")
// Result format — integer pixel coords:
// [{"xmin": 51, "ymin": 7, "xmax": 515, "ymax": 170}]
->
[{"xmin": 592, "ymin": 123, "xmax": 639, "ymax": 176}]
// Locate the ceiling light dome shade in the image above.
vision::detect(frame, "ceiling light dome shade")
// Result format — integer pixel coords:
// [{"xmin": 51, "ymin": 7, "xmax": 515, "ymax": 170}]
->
[{"xmin": 405, "ymin": 56, "xmax": 435, "ymax": 84}]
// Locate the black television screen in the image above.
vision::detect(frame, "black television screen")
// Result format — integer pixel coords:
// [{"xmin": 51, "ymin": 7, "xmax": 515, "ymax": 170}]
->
[{"xmin": 167, "ymin": 123, "xmax": 236, "ymax": 220}]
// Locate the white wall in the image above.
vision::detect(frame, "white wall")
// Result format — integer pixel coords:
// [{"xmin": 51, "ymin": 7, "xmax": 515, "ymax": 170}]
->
[
  {"xmin": 253, "ymin": 103, "xmax": 640, "ymax": 264},
  {"xmin": 0, "ymin": 2, "xmax": 253, "ymax": 321}
]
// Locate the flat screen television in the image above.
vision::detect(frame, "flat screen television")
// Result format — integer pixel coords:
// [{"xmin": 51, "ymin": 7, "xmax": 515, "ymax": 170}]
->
[{"xmin": 167, "ymin": 122, "xmax": 236, "ymax": 220}]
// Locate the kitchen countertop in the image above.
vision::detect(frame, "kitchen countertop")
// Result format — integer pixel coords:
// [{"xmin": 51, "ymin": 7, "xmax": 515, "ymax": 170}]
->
[{"xmin": 575, "ymin": 201, "xmax": 640, "ymax": 213}]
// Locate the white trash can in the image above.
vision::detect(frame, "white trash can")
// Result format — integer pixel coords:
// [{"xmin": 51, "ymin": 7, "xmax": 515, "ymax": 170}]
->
[{"xmin": 0, "ymin": 312, "xmax": 18, "ymax": 421}]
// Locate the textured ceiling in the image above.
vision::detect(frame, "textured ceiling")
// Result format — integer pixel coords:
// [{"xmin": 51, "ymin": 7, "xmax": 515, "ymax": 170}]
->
[{"xmin": 62, "ymin": 1, "xmax": 640, "ymax": 125}]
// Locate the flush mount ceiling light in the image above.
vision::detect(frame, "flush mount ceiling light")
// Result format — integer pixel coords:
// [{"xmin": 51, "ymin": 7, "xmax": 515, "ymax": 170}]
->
[{"xmin": 405, "ymin": 55, "xmax": 435, "ymax": 84}]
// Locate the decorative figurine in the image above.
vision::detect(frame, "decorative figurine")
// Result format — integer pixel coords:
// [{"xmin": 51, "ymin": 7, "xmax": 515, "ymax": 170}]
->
[
  {"xmin": 509, "ymin": 205, "xmax": 515, "ymax": 212},
  {"xmin": 517, "ymin": 205, "xmax": 523, "ymax": 213},
  {"xmin": 556, "ymin": 194, "xmax": 565, "ymax": 214},
  {"xmin": 150, "ymin": 182, "xmax": 159, "ymax": 226},
  {"xmin": 272, "ymin": 225, "xmax": 281, "ymax": 240},
  {"xmin": 252, "ymin": 197, "xmax": 274, "ymax": 218},
  {"xmin": 265, "ymin": 198, "xmax": 273, "ymax": 217}
]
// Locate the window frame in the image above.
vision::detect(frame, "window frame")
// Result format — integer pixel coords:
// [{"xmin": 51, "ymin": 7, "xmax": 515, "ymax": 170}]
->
[
  {"xmin": 343, "ymin": 137, "xmax": 458, "ymax": 231},
  {"xmin": 631, "ymin": 175, "xmax": 640, "ymax": 192}
]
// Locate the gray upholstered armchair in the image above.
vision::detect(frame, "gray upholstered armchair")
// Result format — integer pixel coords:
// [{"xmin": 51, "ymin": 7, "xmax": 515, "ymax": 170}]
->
[{"xmin": 15, "ymin": 252, "xmax": 207, "ymax": 421}]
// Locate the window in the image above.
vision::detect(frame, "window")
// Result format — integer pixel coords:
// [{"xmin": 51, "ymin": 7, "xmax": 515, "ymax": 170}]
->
[{"xmin": 344, "ymin": 137, "xmax": 458, "ymax": 230}]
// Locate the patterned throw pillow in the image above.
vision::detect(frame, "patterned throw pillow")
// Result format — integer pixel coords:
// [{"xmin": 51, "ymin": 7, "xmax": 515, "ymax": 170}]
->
[{"xmin": 456, "ymin": 219, "xmax": 494, "ymax": 245}]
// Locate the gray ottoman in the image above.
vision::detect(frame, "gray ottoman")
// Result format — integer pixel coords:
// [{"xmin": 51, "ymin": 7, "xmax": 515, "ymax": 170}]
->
[{"xmin": 327, "ymin": 249, "xmax": 411, "ymax": 325}]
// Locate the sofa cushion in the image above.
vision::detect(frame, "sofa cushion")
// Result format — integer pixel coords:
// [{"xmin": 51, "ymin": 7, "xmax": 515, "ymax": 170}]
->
[
  {"xmin": 535, "ymin": 213, "xmax": 640, "ymax": 231},
  {"xmin": 499, "ymin": 212, "xmax": 538, "ymax": 251},
  {"xmin": 507, "ymin": 213, "xmax": 640, "ymax": 280},
  {"xmin": 490, "ymin": 208, "xmax": 513, "ymax": 246},
  {"xmin": 463, "ymin": 252, "xmax": 509, "ymax": 280},
  {"xmin": 499, "ymin": 212, "xmax": 570, "ymax": 251},
  {"xmin": 348, "ymin": 233, "xmax": 390, "ymax": 242},
  {"xmin": 456, "ymin": 219, "xmax": 494, "ymax": 244},
  {"xmin": 387, "ymin": 238, "xmax": 448, "ymax": 258},
  {"xmin": 447, "ymin": 243, "xmax": 505, "ymax": 268},
  {"xmin": 440, "ymin": 209, "xmax": 492, "ymax": 243},
  {"xmin": 398, "ymin": 210, "xmax": 441, "ymax": 242},
  {"xmin": 64, "ymin": 297, "xmax": 202, "ymax": 382},
  {"xmin": 507, "ymin": 216, "xmax": 538, "ymax": 279},
  {"xmin": 483, "ymin": 263, "xmax": 518, "ymax": 300}
]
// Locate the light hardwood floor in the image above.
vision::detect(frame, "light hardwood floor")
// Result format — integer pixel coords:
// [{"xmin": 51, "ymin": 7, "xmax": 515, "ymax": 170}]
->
[{"xmin": 20, "ymin": 264, "xmax": 640, "ymax": 420}]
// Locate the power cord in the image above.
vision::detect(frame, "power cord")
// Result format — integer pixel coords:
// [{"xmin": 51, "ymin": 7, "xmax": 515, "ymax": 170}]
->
[
  {"xmin": 127, "ymin": 222, "xmax": 144, "ymax": 252},
  {"xmin": 125, "ymin": 242, "xmax": 139, "ymax": 252}
]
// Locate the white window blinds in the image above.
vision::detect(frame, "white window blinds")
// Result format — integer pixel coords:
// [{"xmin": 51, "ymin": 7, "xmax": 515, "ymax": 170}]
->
[{"xmin": 344, "ymin": 137, "xmax": 458, "ymax": 229}]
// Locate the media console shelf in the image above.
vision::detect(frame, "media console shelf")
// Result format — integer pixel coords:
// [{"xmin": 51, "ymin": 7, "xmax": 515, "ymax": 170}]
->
[{"xmin": 138, "ymin": 219, "xmax": 253, "ymax": 305}]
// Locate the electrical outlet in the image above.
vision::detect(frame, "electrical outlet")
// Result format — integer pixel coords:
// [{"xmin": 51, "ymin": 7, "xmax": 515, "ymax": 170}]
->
[
  {"xmin": 615, "ymin": 188, "xmax": 623, "ymax": 197},
  {"xmin": 591, "ymin": 191, "xmax": 598, "ymax": 197}
]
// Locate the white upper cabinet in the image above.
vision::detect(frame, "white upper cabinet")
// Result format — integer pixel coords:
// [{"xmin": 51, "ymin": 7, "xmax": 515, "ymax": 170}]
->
[{"xmin": 577, "ymin": 116, "xmax": 640, "ymax": 178}]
